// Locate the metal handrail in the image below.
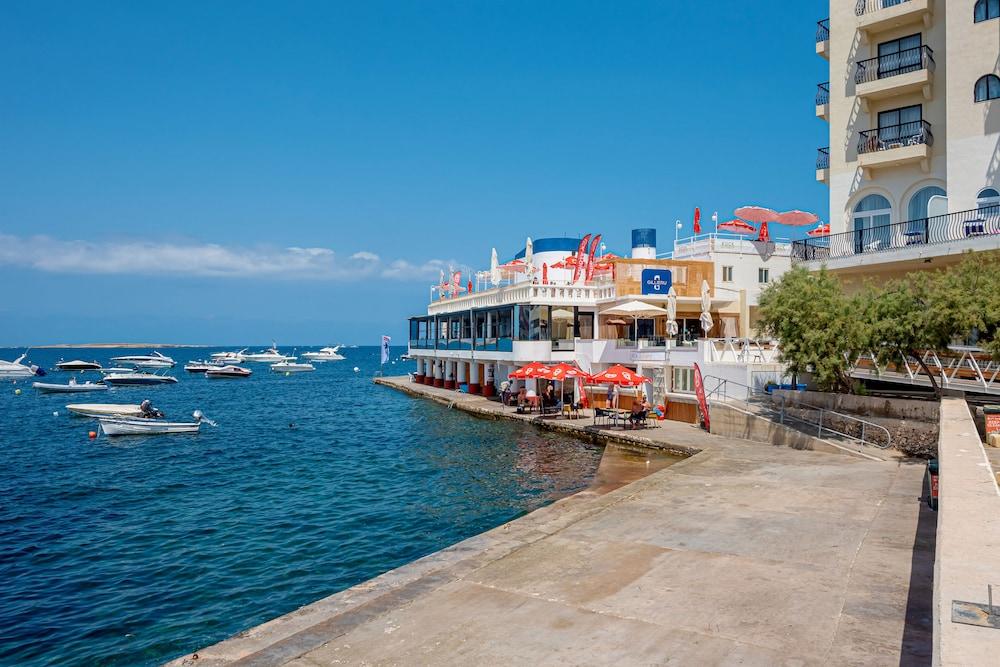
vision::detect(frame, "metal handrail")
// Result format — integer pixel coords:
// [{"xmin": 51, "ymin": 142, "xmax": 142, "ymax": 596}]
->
[
  {"xmin": 855, "ymin": 45, "xmax": 933, "ymax": 85},
  {"xmin": 703, "ymin": 376, "xmax": 892, "ymax": 450},
  {"xmin": 817, "ymin": 147, "xmax": 830, "ymax": 170},
  {"xmin": 791, "ymin": 205, "xmax": 1000, "ymax": 263},
  {"xmin": 816, "ymin": 19, "xmax": 830, "ymax": 42},
  {"xmin": 858, "ymin": 120, "xmax": 933, "ymax": 154},
  {"xmin": 856, "ymin": 0, "xmax": 912, "ymax": 16},
  {"xmin": 816, "ymin": 82, "xmax": 829, "ymax": 105}
]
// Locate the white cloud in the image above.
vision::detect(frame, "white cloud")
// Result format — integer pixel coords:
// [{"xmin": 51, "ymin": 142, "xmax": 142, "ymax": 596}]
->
[{"xmin": 0, "ymin": 232, "xmax": 465, "ymax": 282}]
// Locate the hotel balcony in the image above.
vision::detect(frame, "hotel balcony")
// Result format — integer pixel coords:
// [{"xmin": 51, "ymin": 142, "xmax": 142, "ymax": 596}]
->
[
  {"xmin": 816, "ymin": 147, "xmax": 830, "ymax": 184},
  {"xmin": 857, "ymin": 120, "xmax": 933, "ymax": 177},
  {"xmin": 816, "ymin": 83, "xmax": 829, "ymax": 120},
  {"xmin": 428, "ymin": 281, "xmax": 615, "ymax": 315},
  {"xmin": 854, "ymin": 46, "xmax": 934, "ymax": 110},
  {"xmin": 790, "ymin": 206, "xmax": 1000, "ymax": 273},
  {"xmin": 816, "ymin": 19, "xmax": 830, "ymax": 59},
  {"xmin": 855, "ymin": 0, "xmax": 932, "ymax": 39}
]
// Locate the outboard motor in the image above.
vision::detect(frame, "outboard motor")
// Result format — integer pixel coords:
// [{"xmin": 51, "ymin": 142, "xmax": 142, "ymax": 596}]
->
[
  {"xmin": 33, "ymin": 366, "xmax": 46, "ymax": 377},
  {"xmin": 193, "ymin": 410, "xmax": 216, "ymax": 426}
]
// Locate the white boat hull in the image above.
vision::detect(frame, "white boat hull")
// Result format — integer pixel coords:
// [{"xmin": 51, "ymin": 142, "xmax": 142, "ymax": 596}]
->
[
  {"xmin": 205, "ymin": 365, "xmax": 252, "ymax": 378},
  {"xmin": 33, "ymin": 382, "xmax": 108, "ymax": 393},
  {"xmin": 102, "ymin": 373, "xmax": 178, "ymax": 386},
  {"xmin": 270, "ymin": 363, "xmax": 315, "ymax": 372},
  {"xmin": 100, "ymin": 417, "xmax": 201, "ymax": 436},
  {"xmin": 66, "ymin": 403, "xmax": 144, "ymax": 418}
]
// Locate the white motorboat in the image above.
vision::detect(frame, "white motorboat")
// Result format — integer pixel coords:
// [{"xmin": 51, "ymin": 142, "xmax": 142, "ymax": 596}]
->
[
  {"xmin": 33, "ymin": 378, "xmax": 108, "ymax": 393},
  {"xmin": 55, "ymin": 359, "xmax": 102, "ymax": 371},
  {"xmin": 205, "ymin": 365, "xmax": 252, "ymax": 378},
  {"xmin": 244, "ymin": 344, "xmax": 295, "ymax": 363},
  {"xmin": 184, "ymin": 360, "xmax": 224, "ymax": 373},
  {"xmin": 102, "ymin": 371, "xmax": 178, "ymax": 386},
  {"xmin": 99, "ymin": 367, "xmax": 138, "ymax": 374},
  {"xmin": 270, "ymin": 361, "xmax": 315, "ymax": 373},
  {"xmin": 66, "ymin": 403, "xmax": 144, "ymax": 418},
  {"xmin": 301, "ymin": 346, "xmax": 345, "ymax": 361},
  {"xmin": 99, "ymin": 411, "xmax": 214, "ymax": 437},
  {"xmin": 110, "ymin": 351, "xmax": 176, "ymax": 368},
  {"xmin": 210, "ymin": 349, "xmax": 248, "ymax": 363},
  {"xmin": 0, "ymin": 353, "xmax": 44, "ymax": 380}
]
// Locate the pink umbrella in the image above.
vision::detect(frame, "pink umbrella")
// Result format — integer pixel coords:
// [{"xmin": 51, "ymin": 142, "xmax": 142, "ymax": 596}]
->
[
  {"xmin": 778, "ymin": 210, "xmax": 821, "ymax": 226},
  {"xmin": 734, "ymin": 206, "xmax": 780, "ymax": 224},
  {"xmin": 807, "ymin": 223, "xmax": 830, "ymax": 237},
  {"xmin": 717, "ymin": 219, "xmax": 757, "ymax": 235}
]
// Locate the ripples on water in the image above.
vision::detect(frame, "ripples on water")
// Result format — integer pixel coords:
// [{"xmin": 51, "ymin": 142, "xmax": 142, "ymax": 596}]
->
[{"xmin": 0, "ymin": 347, "xmax": 603, "ymax": 666}]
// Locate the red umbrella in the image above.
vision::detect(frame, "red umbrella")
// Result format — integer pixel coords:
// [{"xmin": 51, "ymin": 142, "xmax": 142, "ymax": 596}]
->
[
  {"xmin": 541, "ymin": 263, "xmax": 548, "ymax": 284},
  {"xmin": 778, "ymin": 210, "xmax": 821, "ymax": 227},
  {"xmin": 590, "ymin": 365, "xmax": 650, "ymax": 387},
  {"xmin": 807, "ymin": 223, "xmax": 830, "ymax": 237},
  {"xmin": 508, "ymin": 362, "xmax": 552, "ymax": 380},
  {"xmin": 756, "ymin": 221, "xmax": 771, "ymax": 243},
  {"xmin": 734, "ymin": 205, "xmax": 780, "ymax": 224},
  {"xmin": 546, "ymin": 363, "xmax": 590, "ymax": 381},
  {"xmin": 717, "ymin": 219, "xmax": 757, "ymax": 235},
  {"xmin": 498, "ymin": 258, "xmax": 528, "ymax": 273}
]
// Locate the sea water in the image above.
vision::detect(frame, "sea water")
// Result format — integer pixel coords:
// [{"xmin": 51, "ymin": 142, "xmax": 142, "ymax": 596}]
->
[{"xmin": 0, "ymin": 347, "xmax": 603, "ymax": 666}]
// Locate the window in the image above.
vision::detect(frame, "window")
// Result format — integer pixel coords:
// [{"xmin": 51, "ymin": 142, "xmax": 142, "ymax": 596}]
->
[
  {"xmin": 978, "ymin": 188, "xmax": 1000, "ymax": 210},
  {"xmin": 672, "ymin": 266, "xmax": 688, "ymax": 284},
  {"xmin": 975, "ymin": 75, "xmax": 1000, "ymax": 102},
  {"xmin": 672, "ymin": 367, "xmax": 695, "ymax": 394},
  {"xmin": 853, "ymin": 194, "xmax": 892, "ymax": 254},
  {"xmin": 878, "ymin": 104, "xmax": 922, "ymax": 143},
  {"xmin": 975, "ymin": 0, "xmax": 1000, "ymax": 23},
  {"xmin": 907, "ymin": 186, "xmax": 946, "ymax": 222},
  {"xmin": 876, "ymin": 34, "xmax": 922, "ymax": 79},
  {"xmin": 758, "ymin": 268, "xmax": 770, "ymax": 284},
  {"xmin": 722, "ymin": 266, "xmax": 734, "ymax": 282}
]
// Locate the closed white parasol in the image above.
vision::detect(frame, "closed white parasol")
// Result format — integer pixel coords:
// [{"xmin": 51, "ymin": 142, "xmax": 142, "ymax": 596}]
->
[
  {"xmin": 490, "ymin": 248, "xmax": 501, "ymax": 286},
  {"xmin": 699, "ymin": 280, "xmax": 713, "ymax": 337},
  {"xmin": 524, "ymin": 238, "xmax": 534, "ymax": 279},
  {"xmin": 666, "ymin": 286, "xmax": 679, "ymax": 337}
]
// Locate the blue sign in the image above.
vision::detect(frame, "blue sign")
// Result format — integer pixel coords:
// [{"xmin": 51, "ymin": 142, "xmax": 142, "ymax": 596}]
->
[{"xmin": 641, "ymin": 269, "xmax": 672, "ymax": 295}]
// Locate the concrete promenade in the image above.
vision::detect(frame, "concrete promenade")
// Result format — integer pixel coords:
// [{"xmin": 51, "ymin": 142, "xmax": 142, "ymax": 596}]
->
[{"xmin": 170, "ymin": 377, "xmax": 935, "ymax": 666}]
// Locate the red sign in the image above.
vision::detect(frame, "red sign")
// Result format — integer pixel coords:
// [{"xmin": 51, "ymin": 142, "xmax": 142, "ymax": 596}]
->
[
  {"xmin": 693, "ymin": 363, "xmax": 710, "ymax": 432},
  {"xmin": 986, "ymin": 413, "xmax": 1000, "ymax": 434},
  {"xmin": 930, "ymin": 473, "xmax": 939, "ymax": 500}
]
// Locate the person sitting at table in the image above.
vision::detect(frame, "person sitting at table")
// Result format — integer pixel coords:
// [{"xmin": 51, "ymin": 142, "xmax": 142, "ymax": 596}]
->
[
  {"xmin": 516, "ymin": 386, "xmax": 528, "ymax": 410},
  {"xmin": 543, "ymin": 384, "xmax": 558, "ymax": 412},
  {"xmin": 629, "ymin": 398, "xmax": 650, "ymax": 429}
]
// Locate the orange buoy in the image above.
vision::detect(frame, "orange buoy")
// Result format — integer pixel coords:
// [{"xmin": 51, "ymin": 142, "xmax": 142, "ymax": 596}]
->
[{"xmin": 88, "ymin": 431, "xmax": 97, "ymax": 439}]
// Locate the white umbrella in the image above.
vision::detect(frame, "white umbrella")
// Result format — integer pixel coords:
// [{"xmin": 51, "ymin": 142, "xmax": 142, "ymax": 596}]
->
[
  {"xmin": 490, "ymin": 248, "xmax": 501, "ymax": 286},
  {"xmin": 524, "ymin": 238, "xmax": 534, "ymax": 279},
  {"xmin": 700, "ymin": 280, "xmax": 714, "ymax": 337},
  {"xmin": 666, "ymin": 286, "xmax": 679, "ymax": 337},
  {"xmin": 599, "ymin": 300, "xmax": 668, "ymax": 342}
]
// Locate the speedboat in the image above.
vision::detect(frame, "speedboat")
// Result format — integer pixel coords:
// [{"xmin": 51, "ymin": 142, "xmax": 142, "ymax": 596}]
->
[
  {"xmin": 301, "ymin": 346, "xmax": 345, "ymax": 361},
  {"xmin": 102, "ymin": 371, "xmax": 178, "ymax": 386},
  {"xmin": 205, "ymin": 365, "xmax": 252, "ymax": 378},
  {"xmin": 110, "ymin": 351, "xmax": 176, "ymax": 368},
  {"xmin": 66, "ymin": 403, "xmax": 145, "ymax": 418},
  {"xmin": 99, "ymin": 367, "xmax": 138, "ymax": 374},
  {"xmin": 270, "ymin": 361, "xmax": 315, "ymax": 373},
  {"xmin": 244, "ymin": 345, "xmax": 295, "ymax": 363},
  {"xmin": 33, "ymin": 378, "xmax": 108, "ymax": 393},
  {"xmin": 99, "ymin": 411, "xmax": 214, "ymax": 437},
  {"xmin": 184, "ymin": 360, "xmax": 224, "ymax": 373},
  {"xmin": 210, "ymin": 349, "xmax": 248, "ymax": 363},
  {"xmin": 55, "ymin": 359, "xmax": 102, "ymax": 371},
  {"xmin": 0, "ymin": 352, "xmax": 45, "ymax": 379}
]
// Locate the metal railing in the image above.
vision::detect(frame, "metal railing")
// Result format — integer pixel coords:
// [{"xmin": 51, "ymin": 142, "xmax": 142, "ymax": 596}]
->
[
  {"xmin": 816, "ymin": 18, "xmax": 830, "ymax": 42},
  {"xmin": 858, "ymin": 120, "xmax": 933, "ymax": 154},
  {"xmin": 816, "ymin": 82, "xmax": 829, "ymax": 105},
  {"xmin": 856, "ymin": 0, "xmax": 912, "ymax": 16},
  {"xmin": 817, "ymin": 147, "xmax": 830, "ymax": 170},
  {"xmin": 703, "ymin": 376, "xmax": 892, "ymax": 450},
  {"xmin": 792, "ymin": 206, "xmax": 1000, "ymax": 262},
  {"xmin": 855, "ymin": 46, "xmax": 933, "ymax": 85}
]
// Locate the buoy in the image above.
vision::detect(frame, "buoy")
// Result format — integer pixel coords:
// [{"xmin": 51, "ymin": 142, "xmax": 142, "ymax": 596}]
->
[
  {"xmin": 53, "ymin": 411, "xmax": 59, "ymax": 417},
  {"xmin": 285, "ymin": 372, "xmax": 290, "ymax": 377},
  {"xmin": 353, "ymin": 367, "xmax": 360, "ymax": 373},
  {"xmin": 88, "ymin": 431, "xmax": 97, "ymax": 439},
  {"xmin": 14, "ymin": 388, "xmax": 21, "ymax": 395}
]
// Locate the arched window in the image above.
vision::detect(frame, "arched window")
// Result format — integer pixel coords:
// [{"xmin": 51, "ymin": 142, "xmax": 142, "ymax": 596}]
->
[
  {"xmin": 975, "ymin": 75, "xmax": 1000, "ymax": 102},
  {"xmin": 853, "ymin": 194, "xmax": 891, "ymax": 254},
  {"xmin": 907, "ymin": 186, "xmax": 947, "ymax": 221},
  {"xmin": 978, "ymin": 188, "xmax": 1000, "ymax": 210},
  {"xmin": 975, "ymin": 0, "xmax": 1000, "ymax": 22}
]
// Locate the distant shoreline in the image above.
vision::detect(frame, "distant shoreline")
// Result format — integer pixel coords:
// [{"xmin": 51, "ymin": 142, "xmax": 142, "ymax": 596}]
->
[{"xmin": 33, "ymin": 343, "xmax": 211, "ymax": 349}]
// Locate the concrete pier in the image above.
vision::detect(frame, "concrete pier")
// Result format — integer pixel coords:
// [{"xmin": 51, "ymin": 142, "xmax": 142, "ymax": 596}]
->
[{"xmin": 170, "ymin": 377, "xmax": 936, "ymax": 666}]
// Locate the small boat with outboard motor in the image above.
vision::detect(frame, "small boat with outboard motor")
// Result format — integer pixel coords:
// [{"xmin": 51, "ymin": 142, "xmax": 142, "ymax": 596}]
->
[
  {"xmin": 66, "ymin": 403, "xmax": 145, "ymax": 418},
  {"xmin": 0, "ymin": 352, "xmax": 45, "ymax": 380},
  {"xmin": 270, "ymin": 361, "xmax": 315, "ymax": 373},
  {"xmin": 99, "ymin": 409, "xmax": 215, "ymax": 437},
  {"xmin": 205, "ymin": 365, "xmax": 252, "ymax": 378},
  {"xmin": 102, "ymin": 371, "xmax": 178, "ymax": 386},
  {"xmin": 301, "ymin": 346, "xmax": 345, "ymax": 362},
  {"xmin": 110, "ymin": 351, "xmax": 176, "ymax": 368},
  {"xmin": 33, "ymin": 377, "xmax": 108, "ymax": 393},
  {"xmin": 55, "ymin": 359, "xmax": 102, "ymax": 372}
]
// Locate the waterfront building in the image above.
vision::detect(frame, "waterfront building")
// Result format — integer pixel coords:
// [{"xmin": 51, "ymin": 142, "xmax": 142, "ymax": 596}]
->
[
  {"xmin": 408, "ymin": 229, "xmax": 791, "ymax": 417},
  {"xmin": 800, "ymin": 0, "xmax": 1000, "ymax": 289}
]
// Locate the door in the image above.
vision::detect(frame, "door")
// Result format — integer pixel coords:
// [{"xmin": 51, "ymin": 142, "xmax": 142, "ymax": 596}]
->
[
  {"xmin": 878, "ymin": 105, "xmax": 921, "ymax": 145},
  {"xmin": 877, "ymin": 34, "xmax": 921, "ymax": 79}
]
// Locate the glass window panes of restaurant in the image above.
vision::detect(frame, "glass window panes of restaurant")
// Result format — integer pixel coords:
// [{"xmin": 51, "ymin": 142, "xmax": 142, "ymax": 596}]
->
[{"xmin": 518, "ymin": 305, "xmax": 549, "ymax": 340}]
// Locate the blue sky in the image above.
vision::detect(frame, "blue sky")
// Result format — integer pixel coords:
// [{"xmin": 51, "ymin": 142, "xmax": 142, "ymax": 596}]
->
[{"xmin": 1, "ymin": 0, "xmax": 828, "ymax": 346}]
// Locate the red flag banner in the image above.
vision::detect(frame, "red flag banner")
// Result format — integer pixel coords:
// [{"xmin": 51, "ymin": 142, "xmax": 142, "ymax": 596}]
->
[
  {"xmin": 585, "ymin": 234, "xmax": 602, "ymax": 282},
  {"xmin": 693, "ymin": 362, "xmax": 710, "ymax": 432},
  {"xmin": 572, "ymin": 234, "xmax": 591, "ymax": 283},
  {"xmin": 694, "ymin": 207, "xmax": 702, "ymax": 235}
]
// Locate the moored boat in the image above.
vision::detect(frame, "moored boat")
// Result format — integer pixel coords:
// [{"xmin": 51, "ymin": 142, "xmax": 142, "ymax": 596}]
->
[
  {"xmin": 270, "ymin": 361, "xmax": 315, "ymax": 373},
  {"xmin": 301, "ymin": 346, "xmax": 345, "ymax": 361},
  {"xmin": 184, "ymin": 360, "xmax": 224, "ymax": 373},
  {"xmin": 205, "ymin": 365, "xmax": 252, "ymax": 378},
  {"xmin": 99, "ymin": 410, "xmax": 214, "ymax": 436},
  {"xmin": 244, "ymin": 343, "xmax": 295, "ymax": 363},
  {"xmin": 55, "ymin": 359, "xmax": 102, "ymax": 371},
  {"xmin": 0, "ymin": 353, "xmax": 45, "ymax": 379},
  {"xmin": 66, "ymin": 403, "xmax": 145, "ymax": 418},
  {"xmin": 210, "ymin": 349, "xmax": 248, "ymax": 363},
  {"xmin": 33, "ymin": 379, "xmax": 108, "ymax": 393},
  {"xmin": 102, "ymin": 372, "xmax": 178, "ymax": 386},
  {"xmin": 110, "ymin": 351, "xmax": 176, "ymax": 368}
]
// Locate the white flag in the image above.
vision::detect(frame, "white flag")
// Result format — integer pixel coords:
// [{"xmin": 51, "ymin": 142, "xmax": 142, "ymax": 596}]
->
[{"xmin": 381, "ymin": 335, "xmax": 391, "ymax": 364}]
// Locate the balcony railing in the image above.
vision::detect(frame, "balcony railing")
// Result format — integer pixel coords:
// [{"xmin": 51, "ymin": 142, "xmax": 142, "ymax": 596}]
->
[
  {"xmin": 816, "ymin": 19, "xmax": 829, "ymax": 42},
  {"xmin": 791, "ymin": 206, "xmax": 1000, "ymax": 263},
  {"xmin": 855, "ymin": 0, "xmax": 912, "ymax": 16},
  {"xmin": 817, "ymin": 147, "xmax": 830, "ymax": 169},
  {"xmin": 816, "ymin": 82, "xmax": 829, "ymax": 105},
  {"xmin": 855, "ymin": 46, "xmax": 933, "ymax": 85},
  {"xmin": 858, "ymin": 120, "xmax": 932, "ymax": 154}
]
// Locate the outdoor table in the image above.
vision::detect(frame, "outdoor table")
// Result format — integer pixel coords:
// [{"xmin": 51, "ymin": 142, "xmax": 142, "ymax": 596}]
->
[
  {"xmin": 903, "ymin": 231, "xmax": 925, "ymax": 245},
  {"xmin": 964, "ymin": 219, "xmax": 986, "ymax": 236}
]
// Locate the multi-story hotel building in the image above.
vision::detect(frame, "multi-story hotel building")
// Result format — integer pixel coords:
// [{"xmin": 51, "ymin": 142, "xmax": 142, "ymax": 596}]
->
[{"xmin": 800, "ymin": 0, "xmax": 1000, "ymax": 287}]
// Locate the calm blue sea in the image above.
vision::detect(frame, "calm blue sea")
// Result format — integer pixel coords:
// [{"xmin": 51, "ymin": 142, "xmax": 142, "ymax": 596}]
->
[{"xmin": 0, "ymin": 346, "xmax": 603, "ymax": 666}]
